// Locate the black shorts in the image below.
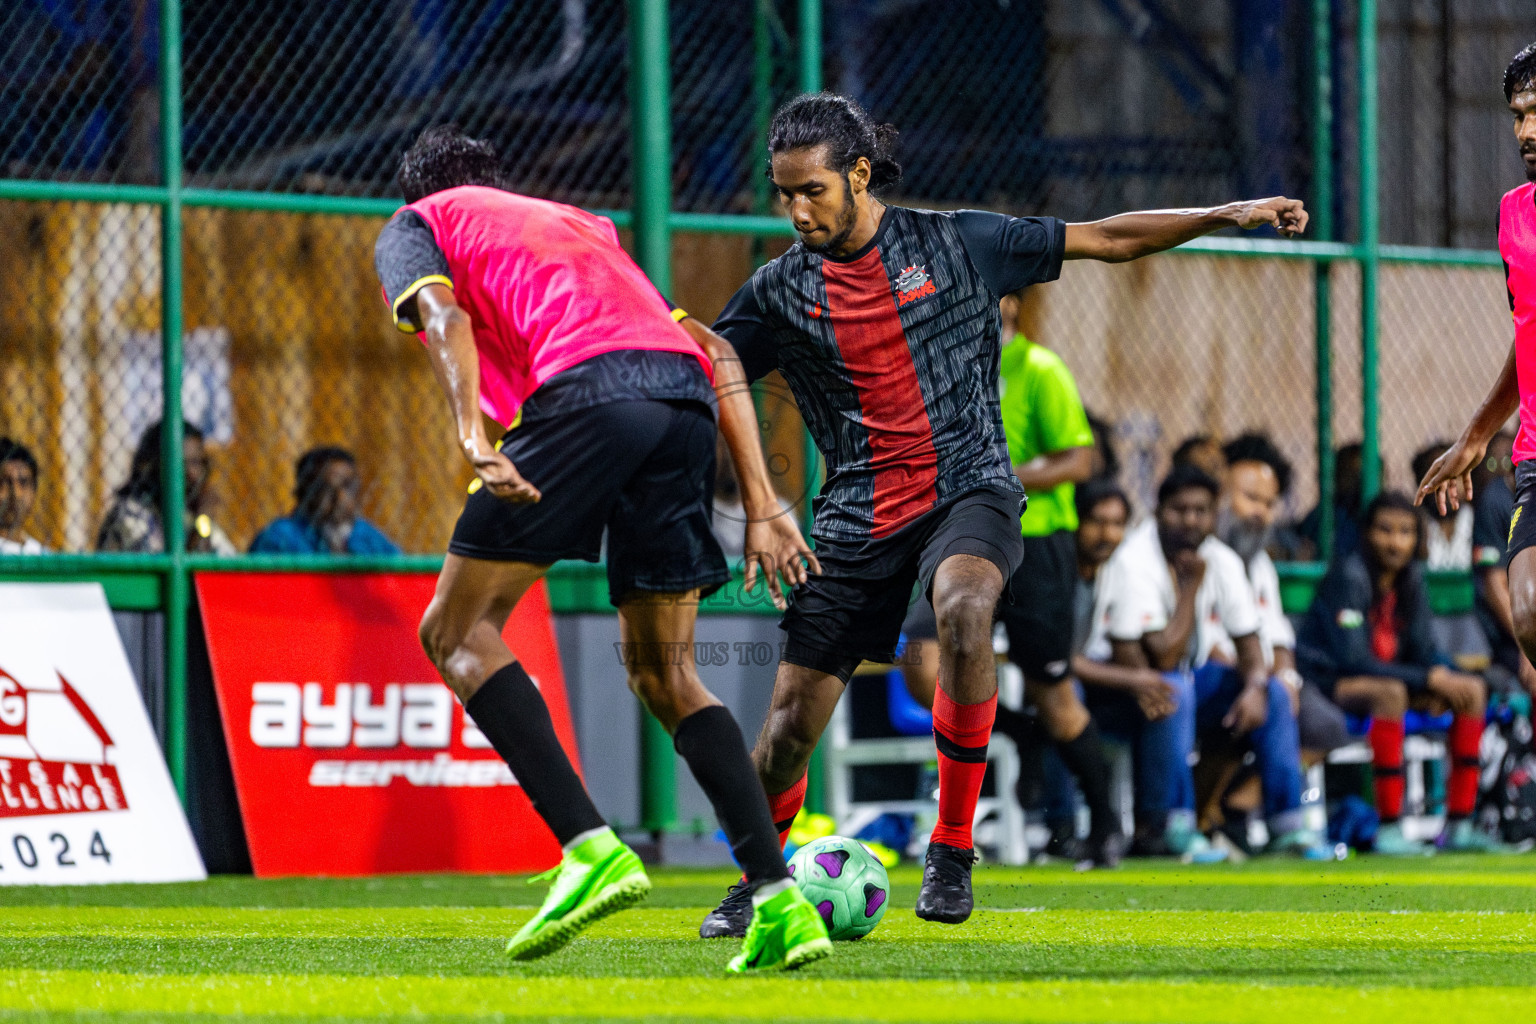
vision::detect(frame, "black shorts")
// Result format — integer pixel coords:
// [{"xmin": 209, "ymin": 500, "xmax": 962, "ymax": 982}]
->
[
  {"xmin": 1511, "ymin": 458, "xmax": 1536, "ymax": 565},
  {"xmin": 901, "ymin": 591, "xmax": 938, "ymax": 641},
  {"xmin": 781, "ymin": 487, "xmax": 1024, "ymax": 677},
  {"xmin": 997, "ymin": 530, "xmax": 1076, "ymax": 683},
  {"xmin": 448, "ymin": 399, "xmax": 729, "ymax": 607}
]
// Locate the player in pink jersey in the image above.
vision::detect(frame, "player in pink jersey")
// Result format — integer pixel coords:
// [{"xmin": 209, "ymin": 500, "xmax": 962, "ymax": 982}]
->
[
  {"xmin": 1418, "ymin": 44, "xmax": 1536, "ymax": 708},
  {"xmin": 374, "ymin": 126, "xmax": 830, "ymax": 972}
]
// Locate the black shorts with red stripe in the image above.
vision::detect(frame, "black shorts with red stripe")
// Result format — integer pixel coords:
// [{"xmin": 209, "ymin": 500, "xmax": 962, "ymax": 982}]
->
[{"xmin": 779, "ymin": 486, "xmax": 1024, "ymax": 681}]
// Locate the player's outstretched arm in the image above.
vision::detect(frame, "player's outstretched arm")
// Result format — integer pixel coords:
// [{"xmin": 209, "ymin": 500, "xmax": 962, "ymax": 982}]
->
[
  {"xmin": 1063, "ymin": 197, "xmax": 1308, "ymax": 263},
  {"xmin": 1416, "ymin": 341, "xmax": 1520, "ymax": 514},
  {"xmin": 416, "ymin": 284, "xmax": 540, "ymax": 504},
  {"xmin": 680, "ymin": 318, "xmax": 821, "ymax": 610}
]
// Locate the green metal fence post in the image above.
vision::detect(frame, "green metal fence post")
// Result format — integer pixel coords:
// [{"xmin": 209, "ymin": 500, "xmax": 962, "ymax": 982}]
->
[
  {"xmin": 629, "ymin": 0, "xmax": 677, "ymax": 837},
  {"xmin": 1359, "ymin": 0, "xmax": 1381, "ymax": 501},
  {"xmin": 797, "ymin": 0, "xmax": 828, "ymax": 818},
  {"xmin": 798, "ymin": 0, "xmax": 822, "ymax": 545},
  {"xmin": 799, "ymin": 0, "xmax": 821, "ymax": 93},
  {"xmin": 160, "ymin": 0, "xmax": 189, "ymax": 803},
  {"xmin": 1312, "ymin": 0, "xmax": 1335, "ymax": 561}
]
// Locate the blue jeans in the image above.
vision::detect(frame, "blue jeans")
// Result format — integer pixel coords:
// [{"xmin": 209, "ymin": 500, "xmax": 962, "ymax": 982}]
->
[
  {"xmin": 1079, "ymin": 671, "xmax": 1195, "ymax": 825},
  {"xmin": 1189, "ymin": 663, "xmax": 1304, "ymax": 828}
]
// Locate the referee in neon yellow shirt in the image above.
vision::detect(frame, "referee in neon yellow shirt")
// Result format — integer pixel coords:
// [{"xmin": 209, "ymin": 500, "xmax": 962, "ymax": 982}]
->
[{"xmin": 994, "ymin": 291, "xmax": 1122, "ymax": 867}]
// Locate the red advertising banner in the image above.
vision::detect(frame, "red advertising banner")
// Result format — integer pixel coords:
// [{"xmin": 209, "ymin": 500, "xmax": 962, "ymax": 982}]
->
[{"xmin": 197, "ymin": 572, "xmax": 577, "ymax": 877}]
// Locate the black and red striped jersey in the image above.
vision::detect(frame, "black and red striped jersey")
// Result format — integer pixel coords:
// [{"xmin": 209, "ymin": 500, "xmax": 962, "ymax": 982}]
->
[{"xmin": 715, "ymin": 205, "xmax": 1065, "ymax": 542}]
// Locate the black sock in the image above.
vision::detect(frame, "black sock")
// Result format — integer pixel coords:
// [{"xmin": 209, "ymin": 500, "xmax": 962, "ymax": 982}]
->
[
  {"xmin": 991, "ymin": 703, "xmax": 1036, "ymax": 747},
  {"xmin": 1056, "ymin": 720, "xmax": 1117, "ymax": 839},
  {"xmin": 673, "ymin": 704, "xmax": 789, "ymax": 886},
  {"xmin": 464, "ymin": 662, "xmax": 605, "ymax": 847}
]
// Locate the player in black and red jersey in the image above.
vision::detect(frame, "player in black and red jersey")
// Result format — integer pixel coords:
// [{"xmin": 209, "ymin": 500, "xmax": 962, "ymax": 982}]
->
[{"xmin": 699, "ymin": 93, "xmax": 1308, "ymax": 935}]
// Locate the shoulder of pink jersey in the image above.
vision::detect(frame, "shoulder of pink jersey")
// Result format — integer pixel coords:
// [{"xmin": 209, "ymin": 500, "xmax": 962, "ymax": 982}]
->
[{"xmin": 1500, "ymin": 182, "xmax": 1536, "ymax": 219}]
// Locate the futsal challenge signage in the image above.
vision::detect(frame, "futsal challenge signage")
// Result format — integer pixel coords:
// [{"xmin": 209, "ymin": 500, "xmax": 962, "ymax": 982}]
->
[
  {"xmin": 198, "ymin": 573, "xmax": 579, "ymax": 877},
  {"xmin": 0, "ymin": 583, "xmax": 205, "ymax": 884}
]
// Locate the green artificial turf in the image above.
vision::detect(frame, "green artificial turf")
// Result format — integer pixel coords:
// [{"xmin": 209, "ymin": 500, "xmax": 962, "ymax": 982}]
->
[{"xmin": 2, "ymin": 856, "xmax": 1534, "ymax": 1023}]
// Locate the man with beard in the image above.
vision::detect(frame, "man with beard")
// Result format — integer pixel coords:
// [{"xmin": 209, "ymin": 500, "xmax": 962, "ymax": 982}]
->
[
  {"xmin": 701, "ymin": 92, "xmax": 1307, "ymax": 930},
  {"xmin": 1091, "ymin": 465, "xmax": 1306, "ymax": 857},
  {"xmin": 1211, "ymin": 434, "xmax": 1346, "ymax": 852},
  {"xmin": 250, "ymin": 447, "xmax": 400, "ymax": 555}
]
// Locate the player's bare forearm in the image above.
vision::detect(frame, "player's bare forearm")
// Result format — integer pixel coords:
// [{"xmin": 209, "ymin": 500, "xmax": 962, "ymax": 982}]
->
[
  {"xmin": 1064, "ymin": 197, "xmax": 1307, "ymax": 262},
  {"xmin": 1013, "ymin": 446, "xmax": 1093, "ymax": 491},
  {"xmin": 417, "ymin": 283, "xmax": 492, "ymax": 460},
  {"xmin": 684, "ymin": 319, "xmax": 780, "ymax": 519}
]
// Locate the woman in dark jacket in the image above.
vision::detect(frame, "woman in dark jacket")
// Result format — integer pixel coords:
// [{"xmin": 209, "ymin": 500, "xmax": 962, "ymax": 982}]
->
[{"xmin": 1296, "ymin": 491, "xmax": 1496, "ymax": 854}]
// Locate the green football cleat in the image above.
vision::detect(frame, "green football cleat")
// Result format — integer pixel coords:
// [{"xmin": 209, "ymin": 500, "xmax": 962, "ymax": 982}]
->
[
  {"xmin": 505, "ymin": 829, "xmax": 651, "ymax": 961},
  {"xmin": 726, "ymin": 882, "xmax": 833, "ymax": 974}
]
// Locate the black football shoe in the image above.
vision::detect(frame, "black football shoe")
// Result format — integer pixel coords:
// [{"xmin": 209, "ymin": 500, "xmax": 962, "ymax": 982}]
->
[
  {"xmin": 699, "ymin": 880, "xmax": 753, "ymax": 938},
  {"xmin": 914, "ymin": 841, "xmax": 978, "ymax": 924}
]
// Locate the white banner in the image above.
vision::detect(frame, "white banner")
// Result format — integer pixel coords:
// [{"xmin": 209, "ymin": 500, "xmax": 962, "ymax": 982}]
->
[{"xmin": 0, "ymin": 584, "xmax": 205, "ymax": 884}]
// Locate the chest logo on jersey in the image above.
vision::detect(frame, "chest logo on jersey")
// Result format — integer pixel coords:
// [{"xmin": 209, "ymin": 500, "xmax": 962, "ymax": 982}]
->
[{"xmin": 894, "ymin": 265, "xmax": 937, "ymax": 307}]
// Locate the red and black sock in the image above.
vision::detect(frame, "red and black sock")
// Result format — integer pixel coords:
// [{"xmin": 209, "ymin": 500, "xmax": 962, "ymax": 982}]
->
[
  {"xmin": 1447, "ymin": 713, "xmax": 1483, "ymax": 820},
  {"xmin": 1369, "ymin": 717, "xmax": 1406, "ymax": 823},
  {"xmin": 930, "ymin": 688, "xmax": 996, "ymax": 850},
  {"xmin": 464, "ymin": 662, "xmax": 606, "ymax": 846},
  {"xmin": 766, "ymin": 774, "xmax": 808, "ymax": 849}
]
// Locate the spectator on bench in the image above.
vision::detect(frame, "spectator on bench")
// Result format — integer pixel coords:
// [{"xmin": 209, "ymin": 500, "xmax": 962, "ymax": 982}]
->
[
  {"xmin": 98, "ymin": 420, "xmax": 236, "ymax": 555},
  {"xmin": 1039, "ymin": 479, "xmax": 1182, "ymax": 862},
  {"xmin": 0, "ymin": 438, "xmax": 46, "ymax": 554},
  {"xmin": 1205, "ymin": 433, "xmax": 1346, "ymax": 852},
  {"xmin": 250, "ymin": 446, "xmax": 400, "ymax": 555},
  {"xmin": 1092, "ymin": 465, "xmax": 1310, "ymax": 858},
  {"xmin": 1296, "ymin": 491, "xmax": 1503, "ymax": 854}
]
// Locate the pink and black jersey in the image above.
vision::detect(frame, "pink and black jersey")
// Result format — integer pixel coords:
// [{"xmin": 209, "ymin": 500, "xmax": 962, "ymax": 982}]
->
[
  {"xmin": 715, "ymin": 206, "xmax": 1064, "ymax": 541},
  {"xmin": 1500, "ymin": 182, "xmax": 1536, "ymax": 464},
  {"xmin": 374, "ymin": 185, "xmax": 713, "ymax": 427}
]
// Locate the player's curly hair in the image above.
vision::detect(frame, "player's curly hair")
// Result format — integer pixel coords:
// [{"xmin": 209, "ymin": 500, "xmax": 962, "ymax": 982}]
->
[
  {"xmin": 768, "ymin": 93, "xmax": 902, "ymax": 195},
  {"xmin": 1222, "ymin": 432, "xmax": 1293, "ymax": 497},
  {"xmin": 1506, "ymin": 42, "xmax": 1536, "ymax": 101},
  {"xmin": 397, "ymin": 125, "xmax": 507, "ymax": 203}
]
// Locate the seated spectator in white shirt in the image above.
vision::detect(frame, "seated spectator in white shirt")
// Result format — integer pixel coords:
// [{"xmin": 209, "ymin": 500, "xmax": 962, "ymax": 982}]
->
[
  {"xmin": 1091, "ymin": 464, "xmax": 1313, "ymax": 857},
  {"xmin": 0, "ymin": 438, "xmax": 46, "ymax": 555},
  {"xmin": 1209, "ymin": 434, "xmax": 1349, "ymax": 852}
]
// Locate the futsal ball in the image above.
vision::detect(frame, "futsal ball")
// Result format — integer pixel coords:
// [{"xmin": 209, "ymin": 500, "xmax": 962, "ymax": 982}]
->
[{"xmin": 786, "ymin": 835, "xmax": 890, "ymax": 940}]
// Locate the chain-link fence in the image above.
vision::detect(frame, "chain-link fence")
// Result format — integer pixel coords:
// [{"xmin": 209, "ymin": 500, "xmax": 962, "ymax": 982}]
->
[{"xmin": 0, "ymin": 0, "xmax": 1525, "ymax": 558}]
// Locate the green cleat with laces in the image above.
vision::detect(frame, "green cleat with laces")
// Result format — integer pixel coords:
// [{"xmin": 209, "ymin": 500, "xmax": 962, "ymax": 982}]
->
[
  {"xmin": 505, "ymin": 829, "xmax": 650, "ymax": 961},
  {"xmin": 726, "ymin": 881, "xmax": 833, "ymax": 974}
]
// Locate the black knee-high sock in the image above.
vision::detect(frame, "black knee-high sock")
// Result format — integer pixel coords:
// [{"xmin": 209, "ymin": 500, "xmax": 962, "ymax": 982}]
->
[
  {"xmin": 673, "ymin": 705, "xmax": 789, "ymax": 886},
  {"xmin": 464, "ymin": 662, "xmax": 606, "ymax": 847},
  {"xmin": 1055, "ymin": 719, "xmax": 1117, "ymax": 838}
]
